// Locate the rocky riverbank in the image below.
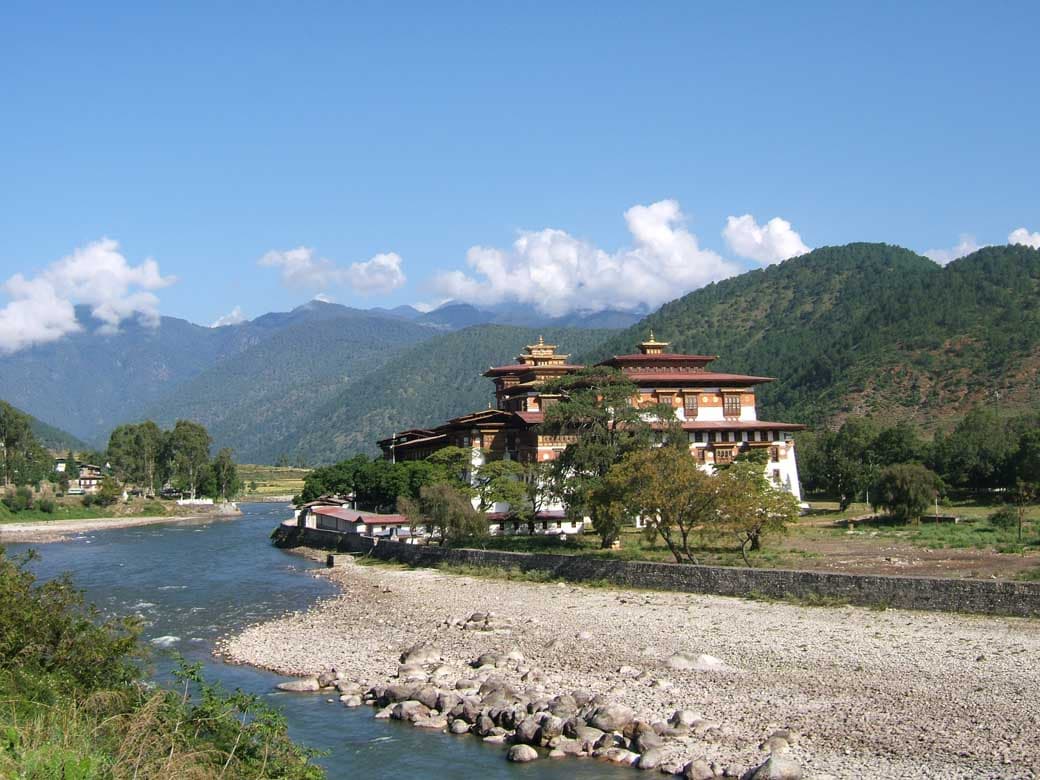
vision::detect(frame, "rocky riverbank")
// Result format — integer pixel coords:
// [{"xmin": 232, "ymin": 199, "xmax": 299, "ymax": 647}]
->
[{"xmin": 219, "ymin": 552, "xmax": 1040, "ymax": 779}]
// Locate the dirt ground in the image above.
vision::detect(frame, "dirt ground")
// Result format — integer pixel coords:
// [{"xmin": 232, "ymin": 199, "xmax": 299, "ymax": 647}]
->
[{"xmin": 777, "ymin": 527, "xmax": 1040, "ymax": 579}]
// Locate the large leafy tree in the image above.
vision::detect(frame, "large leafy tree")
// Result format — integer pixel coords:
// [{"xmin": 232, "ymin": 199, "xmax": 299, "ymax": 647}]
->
[
  {"xmin": 106, "ymin": 420, "xmax": 164, "ymax": 494},
  {"xmin": 607, "ymin": 443, "xmax": 718, "ymax": 564},
  {"xmin": 399, "ymin": 483, "xmax": 486, "ymax": 545},
  {"xmin": 0, "ymin": 402, "xmax": 50, "ymax": 487},
  {"xmin": 170, "ymin": 420, "xmax": 212, "ymax": 499},
  {"xmin": 715, "ymin": 460, "xmax": 801, "ymax": 566},
  {"xmin": 870, "ymin": 463, "xmax": 943, "ymax": 523},
  {"xmin": 472, "ymin": 458, "xmax": 525, "ymax": 513},
  {"xmin": 818, "ymin": 418, "xmax": 880, "ymax": 510},
  {"xmin": 543, "ymin": 367, "xmax": 671, "ymax": 547},
  {"xmin": 212, "ymin": 447, "xmax": 241, "ymax": 501}
]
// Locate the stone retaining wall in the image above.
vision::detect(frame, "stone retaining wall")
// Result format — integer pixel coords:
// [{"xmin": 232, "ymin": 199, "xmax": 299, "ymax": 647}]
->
[{"xmin": 272, "ymin": 525, "xmax": 1040, "ymax": 617}]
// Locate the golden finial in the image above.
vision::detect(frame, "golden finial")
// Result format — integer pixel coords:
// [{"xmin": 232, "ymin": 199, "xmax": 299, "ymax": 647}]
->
[{"xmin": 538, "ymin": 335, "xmax": 544, "ymax": 345}]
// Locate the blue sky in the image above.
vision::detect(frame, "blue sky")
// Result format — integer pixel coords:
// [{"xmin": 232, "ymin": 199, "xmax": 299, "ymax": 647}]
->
[{"xmin": 2, "ymin": 1, "xmax": 1039, "ymax": 342}]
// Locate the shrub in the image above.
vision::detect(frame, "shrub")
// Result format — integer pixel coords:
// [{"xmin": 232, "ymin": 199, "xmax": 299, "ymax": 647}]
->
[
  {"xmin": 870, "ymin": 463, "xmax": 943, "ymax": 523},
  {"xmin": 95, "ymin": 477, "xmax": 122, "ymax": 507},
  {"xmin": 2, "ymin": 487, "xmax": 33, "ymax": 513},
  {"xmin": 35, "ymin": 499, "xmax": 56, "ymax": 514},
  {"xmin": 989, "ymin": 505, "xmax": 1018, "ymax": 530},
  {"xmin": 81, "ymin": 494, "xmax": 95, "ymax": 508}
]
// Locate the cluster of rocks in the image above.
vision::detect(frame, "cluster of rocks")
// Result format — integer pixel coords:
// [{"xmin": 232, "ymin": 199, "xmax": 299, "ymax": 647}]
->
[{"xmin": 275, "ymin": 637, "xmax": 803, "ymax": 779}]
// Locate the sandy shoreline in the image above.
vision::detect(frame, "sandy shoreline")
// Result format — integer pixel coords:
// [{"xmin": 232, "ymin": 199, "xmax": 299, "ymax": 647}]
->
[
  {"xmin": 0, "ymin": 512, "xmax": 236, "ymax": 543},
  {"xmin": 221, "ymin": 550, "xmax": 1040, "ymax": 779}
]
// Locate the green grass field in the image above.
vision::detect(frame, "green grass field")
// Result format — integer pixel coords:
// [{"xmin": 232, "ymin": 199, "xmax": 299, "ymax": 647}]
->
[{"xmin": 237, "ymin": 464, "xmax": 310, "ymax": 499}]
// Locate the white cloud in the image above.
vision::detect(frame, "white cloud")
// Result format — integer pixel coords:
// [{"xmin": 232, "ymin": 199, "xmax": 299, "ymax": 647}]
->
[
  {"xmin": 433, "ymin": 200, "xmax": 740, "ymax": 317},
  {"xmin": 1008, "ymin": 227, "xmax": 1040, "ymax": 249},
  {"xmin": 722, "ymin": 214, "xmax": 810, "ymax": 265},
  {"xmin": 259, "ymin": 247, "xmax": 406, "ymax": 295},
  {"xmin": 0, "ymin": 238, "xmax": 175, "ymax": 353},
  {"xmin": 923, "ymin": 235, "xmax": 983, "ymax": 265},
  {"xmin": 312, "ymin": 293, "xmax": 334, "ymax": 303},
  {"xmin": 211, "ymin": 305, "xmax": 247, "ymax": 327}
]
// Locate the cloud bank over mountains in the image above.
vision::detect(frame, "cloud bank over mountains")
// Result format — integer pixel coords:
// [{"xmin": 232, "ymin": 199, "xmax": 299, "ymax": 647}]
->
[
  {"xmin": 258, "ymin": 247, "xmax": 406, "ymax": 295},
  {"xmin": 0, "ymin": 238, "xmax": 175, "ymax": 354},
  {"xmin": 5, "ymin": 209, "xmax": 1038, "ymax": 355},
  {"xmin": 433, "ymin": 200, "xmax": 809, "ymax": 317}
]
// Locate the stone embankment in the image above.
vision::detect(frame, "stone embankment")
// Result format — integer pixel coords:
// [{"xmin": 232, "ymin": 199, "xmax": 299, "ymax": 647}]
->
[{"xmin": 220, "ymin": 552, "xmax": 1040, "ymax": 779}]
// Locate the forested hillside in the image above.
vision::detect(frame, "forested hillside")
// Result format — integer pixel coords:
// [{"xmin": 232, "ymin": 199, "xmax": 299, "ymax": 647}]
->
[
  {"xmin": 587, "ymin": 243, "xmax": 1040, "ymax": 431},
  {"xmin": 263, "ymin": 325, "xmax": 617, "ymax": 464},
  {"xmin": 144, "ymin": 312, "xmax": 436, "ymax": 462},
  {"xmin": 0, "ymin": 400, "xmax": 85, "ymax": 453}
]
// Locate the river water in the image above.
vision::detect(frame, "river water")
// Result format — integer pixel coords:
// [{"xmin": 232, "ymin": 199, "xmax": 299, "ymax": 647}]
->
[{"xmin": 7, "ymin": 503, "xmax": 630, "ymax": 779}]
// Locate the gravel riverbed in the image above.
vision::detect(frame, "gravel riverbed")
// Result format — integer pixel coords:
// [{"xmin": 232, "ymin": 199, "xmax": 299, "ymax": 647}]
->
[{"xmin": 220, "ymin": 553, "xmax": 1040, "ymax": 779}]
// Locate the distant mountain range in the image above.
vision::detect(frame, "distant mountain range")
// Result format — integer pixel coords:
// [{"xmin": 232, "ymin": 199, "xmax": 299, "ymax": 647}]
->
[
  {"xmin": 3, "ymin": 242, "xmax": 1037, "ymax": 465},
  {"xmin": 0, "ymin": 298, "xmax": 630, "ymax": 461}
]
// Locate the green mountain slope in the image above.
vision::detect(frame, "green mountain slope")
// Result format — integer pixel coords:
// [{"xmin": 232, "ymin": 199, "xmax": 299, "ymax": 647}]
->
[
  {"xmin": 586, "ymin": 242, "xmax": 1040, "ymax": 430},
  {"xmin": 28, "ymin": 411, "xmax": 87, "ymax": 452},
  {"xmin": 144, "ymin": 313, "xmax": 437, "ymax": 462},
  {"xmin": 265, "ymin": 325, "xmax": 618, "ymax": 464}
]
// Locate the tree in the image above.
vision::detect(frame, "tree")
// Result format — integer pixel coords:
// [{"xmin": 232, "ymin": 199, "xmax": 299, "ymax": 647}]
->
[
  {"xmin": 472, "ymin": 458, "xmax": 525, "ymax": 513},
  {"xmin": 169, "ymin": 420, "xmax": 212, "ymax": 499},
  {"xmin": 212, "ymin": 448, "xmax": 241, "ymax": 501},
  {"xmin": 95, "ymin": 476, "xmax": 123, "ymax": 507},
  {"xmin": 543, "ymin": 367, "xmax": 671, "ymax": 547},
  {"xmin": 0, "ymin": 402, "xmax": 50, "ymax": 488},
  {"xmin": 607, "ymin": 445, "xmax": 718, "ymax": 564},
  {"xmin": 514, "ymin": 460, "xmax": 553, "ymax": 534},
  {"xmin": 870, "ymin": 423, "xmax": 925, "ymax": 467},
  {"xmin": 1010, "ymin": 427, "xmax": 1040, "ymax": 541},
  {"xmin": 715, "ymin": 460, "xmax": 800, "ymax": 566},
  {"xmin": 819, "ymin": 418, "xmax": 880, "ymax": 509},
  {"xmin": 870, "ymin": 463, "xmax": 942, "ymax": 523},
  {"xmin": 929, "ymin": 408, "xmax": 1016, "ymax": 493},
  {"xmin": 400, "ymin": 483, "xmax": 486, "ymax": 545},
  {"xmin": 297, "ymin": 455, "xmax": 369, "ymax": 504}
]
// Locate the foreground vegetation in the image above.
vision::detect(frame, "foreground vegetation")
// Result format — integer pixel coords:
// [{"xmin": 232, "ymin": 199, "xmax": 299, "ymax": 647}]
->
[{"xmin": 0, "ymin": 545, "xmax": 323, "ymax": 779}]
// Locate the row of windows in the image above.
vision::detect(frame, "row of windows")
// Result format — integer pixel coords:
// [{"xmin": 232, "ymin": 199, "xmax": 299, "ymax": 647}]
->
[{"xmin": 690, "ymin": 430, "xmax": 785, "ymax": 444}]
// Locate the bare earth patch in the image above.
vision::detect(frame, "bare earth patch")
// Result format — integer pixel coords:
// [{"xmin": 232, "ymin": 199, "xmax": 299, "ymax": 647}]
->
[{"xmin": 221, "ymin": 554, "xmax": 1040, "ymax": 779}]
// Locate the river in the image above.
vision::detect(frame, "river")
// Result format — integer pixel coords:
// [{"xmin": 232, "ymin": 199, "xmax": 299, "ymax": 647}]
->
[{"xmin": 6, "ymin": 502, "xmax": 630, "ymax": 779}]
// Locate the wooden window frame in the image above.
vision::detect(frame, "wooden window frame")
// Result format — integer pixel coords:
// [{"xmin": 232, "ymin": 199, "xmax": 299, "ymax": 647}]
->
[{"xmin": 723, "ymin": 394, "xmax": 741, "ymax": 418}]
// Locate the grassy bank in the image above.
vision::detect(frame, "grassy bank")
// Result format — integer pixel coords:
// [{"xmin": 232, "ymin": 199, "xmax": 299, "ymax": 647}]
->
[
  {"xmin": 0, "ymin": 498, "xmax": 183, "ymax": 524},
  {"xmin": 0, "ymin": 545, "xmax": 323, "ymax": 779}
]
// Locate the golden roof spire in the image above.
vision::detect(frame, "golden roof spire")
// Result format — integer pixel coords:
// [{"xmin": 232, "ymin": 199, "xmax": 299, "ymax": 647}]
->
[{"xmin": 638, "ymin": 330, "xmax": 669, "ymax": 355}]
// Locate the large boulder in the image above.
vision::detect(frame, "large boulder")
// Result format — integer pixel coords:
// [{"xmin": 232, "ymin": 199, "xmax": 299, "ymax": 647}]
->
[
  {"xmin": 276, "ymin": 676, "xmax": 320, "ymax": 692},
  {"xmin": 391, "ymin": 700, "xmax": 431, "ymax": 722},
  {"xmin": 400, "ymin": 643, "xmax": 443, "ymax": 666},
  {"xmin": 683, "ymin": 759, "xmax": 717, "ymax": 780},
  {"xmin": 746, "ymin": 755, "xmax": 803, "ymax": 780},
  {"xmin": 514, "ymin": 716, "xmax": 542, "ymax": 745},
  {"xmin": 415, "ymin": 686, "xmax": 440, "ymax": 710},
  {"xmin": 589, "ymin": 703, "xmax": 636, "ymax": 732},
  {"xmin": 637, "ymin": 747, "xmax": 663, "ymax": 770},
  {"xmin": 507, "ymin": 744, "xmax": 539, "ymax": 763},
  {"xmin": 549, "ymin": 694, "xmax": 578, "ymax": 718}
]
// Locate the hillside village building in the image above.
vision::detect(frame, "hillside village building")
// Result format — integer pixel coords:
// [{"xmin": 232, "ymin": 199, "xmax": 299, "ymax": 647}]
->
[{"xmin": 379, "ymin": 336, "xmax": 804, "ymax": 533}]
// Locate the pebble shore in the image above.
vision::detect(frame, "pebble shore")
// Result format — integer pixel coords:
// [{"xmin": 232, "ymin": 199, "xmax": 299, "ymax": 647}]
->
[{"xmin": 219, "ymin": 553, "xmax": 1040, "ymax": 779}]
